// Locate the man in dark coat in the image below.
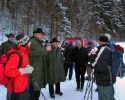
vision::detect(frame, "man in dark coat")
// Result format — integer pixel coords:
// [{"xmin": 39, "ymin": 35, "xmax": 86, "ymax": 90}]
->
[
  {"xmin": 64, "ymin": 40, "xmax": 74, "ymax": 80},
  {"xmin": 92, "ymin": 35, "xmax": 116, "ymax": 100},
  {"xmin": 0, "ymin": 33, "xmax": 15, "ymax": 57},
  {"xmin": 47, "ymin": 38, "xmax": 65, "ymax": 98},
  {"xmin": 71, "ymin": 40, "xmax": 88, "ymax": 91},
  {"xmin": 29, "ymin": 28, "xmax": 51, "ymax": 100}
]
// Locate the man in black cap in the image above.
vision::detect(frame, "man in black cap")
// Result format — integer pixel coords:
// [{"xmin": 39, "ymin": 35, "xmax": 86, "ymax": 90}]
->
[
  {"xmin": 0, "ymin": 33, "xmax": 15, "ymax": 57},
  {"xmin": 29, "ymin": 28, "xmax": 51, "ymax": 100},
  {"xmin": 92, "ymin": 35, "xmax": 116, "ymax": 100}
]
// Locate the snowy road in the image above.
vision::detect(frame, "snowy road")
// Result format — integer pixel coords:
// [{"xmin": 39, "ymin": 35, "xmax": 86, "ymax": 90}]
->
[
  {"xmin": 39, "ymin": 76, "xmax": 125, "ymax": 100},
  {"xmin": 0, "ymin": 76, "xmax": 125, "ymax": 100},
  {"xmin": 40, "ymin": 76, "xmax": 98, "ymax": 100}
]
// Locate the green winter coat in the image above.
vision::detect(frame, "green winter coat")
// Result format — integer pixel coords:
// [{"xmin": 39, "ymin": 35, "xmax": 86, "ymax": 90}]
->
[
  {"xmin": 29, "ymin": 37, "xmax": 48, "ymax": 90},
  {"xmin": 47, "ymin": 48, "xmax": 66, "ymax": 84},
  {"xmin": 0, "ymin": 40, "xmax": 15, "ymax": 56}
]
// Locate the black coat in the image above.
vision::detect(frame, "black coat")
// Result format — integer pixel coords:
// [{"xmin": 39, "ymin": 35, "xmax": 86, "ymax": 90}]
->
[
  {"xmin": 71, "ymin": 47, "xmax": 88, "ymax": 66},
  {"xmin": 64, "ymin": 44, "xmax": 74, "ymax": 66},
  {"xmin": 94, "ymin": 44, "xmax": 116, "ymax": 86}
]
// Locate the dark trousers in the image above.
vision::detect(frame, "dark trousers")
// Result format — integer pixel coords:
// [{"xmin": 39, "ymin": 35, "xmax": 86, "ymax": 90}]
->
[
  {"xmin": 29, "ymin": 83, "xmax": 40, "ymax": 100},
  {"xmin": 49, "ymin": 82, "xmax": 60, "ymax": 95},
  {"xmin": 75, "ymin": 65, "xmax": 86, "ymax": 88},
  {"xmin": 98, "ymin": 85, "xmax": 115, "ymax": 100},
  {"xmin": 6, "ymin": 0, "xmax": 10, "ymax": 7},
  {"xmin": 7, "ymin": 89, "xmax": 30, "ymax": 100},
  {"xmin": 65, "ymin": 64, "xmax": 73, "ymax": 79}
]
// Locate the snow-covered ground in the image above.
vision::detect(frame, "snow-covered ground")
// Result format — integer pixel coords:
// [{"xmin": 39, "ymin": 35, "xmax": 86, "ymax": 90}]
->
[
  {"xmin": 0, "ymin": 85, "xmax": 7, "ymax": 100},
  {"xmin": 40, "ymin": 74, "xmax": 125, "ymax": 100},
  {"xmin": 0, "ymin": 42, "xmax": 125, "ymax": 100},
  {"xmin": 40, "ymin": 76, "xmax": 98, "ymax": 100},
  {"xmin": 0, "ymin": 76, "xmax": 125, "ymax": 100}
]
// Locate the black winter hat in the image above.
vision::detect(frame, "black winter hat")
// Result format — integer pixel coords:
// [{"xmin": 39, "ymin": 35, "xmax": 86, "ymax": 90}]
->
[
  {"xmin": 33, "ymin": 28, "xmax": 45, "ymax": 35},
  {"xmin": 45, "ymin": 40, "xmax": 49, "ymax": 43},
  {"xmin": 15, "ymin": 33, "xmax": 30, "ymax": 45},
  {"xmin": 87, "ymin": 42, "xmax": 92, "ymax": 46},
  {"xmin": 50, "ymin": 38, "xmax": 60, "ymax": 43},
  {"xmin": 99, "ymin": 35, "xmax": 109, "ymax": 42},
  {"xmin": 5, "ymin": 33, "xmax": 14, "ymax": 38}
]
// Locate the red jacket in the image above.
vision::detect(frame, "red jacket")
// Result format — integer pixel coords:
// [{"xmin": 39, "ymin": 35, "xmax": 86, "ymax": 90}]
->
[
  {"xmin": 4, "ymin": 45, "xmax": 30, "ymax": 93},
  {"xmin": 0, "ymin": 64, "xmax": 8, "ymax": 85},
  {"xmin": 0, "ymin": 54, "xmax": 8, "ymax": 85}
]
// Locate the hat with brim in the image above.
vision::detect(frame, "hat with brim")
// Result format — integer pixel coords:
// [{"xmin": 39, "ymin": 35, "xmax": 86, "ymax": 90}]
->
[
  {"xmin": 5, "ymin": 33, "xmax": 14, "ymax": 38},
  {"xmin": 50, "ymin": 38, "xmax": 60, "ymax": 43},
  {"xmin": 33, "ymin": 28, "xmax": 45, "ymax": 35}
]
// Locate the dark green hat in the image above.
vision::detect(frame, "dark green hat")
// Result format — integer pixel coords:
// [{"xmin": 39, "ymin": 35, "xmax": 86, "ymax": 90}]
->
[
  {"xmin": 50, "ymin": 38, "xmax": 60, "ymax": 43},
  {"xmin": 5, "ymin": 33, "xmax": 14, "ymax": 38}
]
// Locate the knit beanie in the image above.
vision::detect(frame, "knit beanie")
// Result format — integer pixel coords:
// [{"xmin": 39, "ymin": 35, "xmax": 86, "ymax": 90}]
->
[
  {"xmin": 15, "ymin": 33, "xmax": 30, "ymax": 45},
  {"xmin": 99, "ymin": 35, "xmax": 109, "ymax": 42}
]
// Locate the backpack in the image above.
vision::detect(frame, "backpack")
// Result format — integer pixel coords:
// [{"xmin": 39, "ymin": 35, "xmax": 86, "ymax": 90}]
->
[
  {"xmin": 111, "ymin": 44, "xmax": 125, "ymax": 77},
  {"xmin": 0, "ymin": 51, "xmax": 23, "ymax": 85},
  {"xmin": 117, "ymin": 59, "xmax": 125, "ymax": 78}
]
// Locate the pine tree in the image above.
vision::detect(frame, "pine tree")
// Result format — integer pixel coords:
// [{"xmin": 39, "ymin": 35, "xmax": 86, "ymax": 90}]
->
[{"xmin": 91, "ymin": 0, "xmax": 125, "ymax": 35}]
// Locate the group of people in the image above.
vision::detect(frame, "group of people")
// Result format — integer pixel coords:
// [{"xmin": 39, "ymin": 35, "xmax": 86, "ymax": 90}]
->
[
  {"xmin": 0, "ymin": 28, "xmax": 66, "ymax": 100},
  {"xmin": 63, "ymin": 33, "xmax": 120, "ymax": 100},
  {"xmin": 0, "ymin": 28, "xmax": 123, "ymax": 100}
]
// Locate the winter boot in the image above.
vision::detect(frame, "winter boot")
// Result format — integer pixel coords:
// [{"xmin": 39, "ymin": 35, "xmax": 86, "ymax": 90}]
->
[
  {"xmin": 76, "ymin": 81, "xmax": 80, "ymax": 91},
  {"xmin": 50, "ymin": 94, "xmax": 55, "ymax": 99},
  {"xmin": 55, "ymin": 91, "xmax": 63, "ymax": 96},
  {"xmin": 55, "ymin": 82, "xmax": 63, "ymax": 96},
  {"xmin": 80, "ymin": 82, "xmax": 84, "ymax": 92}
]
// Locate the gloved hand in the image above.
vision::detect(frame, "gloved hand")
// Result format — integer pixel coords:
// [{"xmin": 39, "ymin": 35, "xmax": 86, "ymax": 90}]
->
[{"xmin": 19, "ymin": 65, "xmax": 34, "ymax": 75}]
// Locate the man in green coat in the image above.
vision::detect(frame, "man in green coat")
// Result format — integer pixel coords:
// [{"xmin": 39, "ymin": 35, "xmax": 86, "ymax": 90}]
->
[
  {"xmin": 47, "ymin": 38, "xmax": 66, "ymax": 98},
  {"xmin": 29, "ymin": 28, "xmax": 51, "ymax": 100},
  {"xmin": 0, "ymin": 33, "xmax": 15, "ymax": 57}
]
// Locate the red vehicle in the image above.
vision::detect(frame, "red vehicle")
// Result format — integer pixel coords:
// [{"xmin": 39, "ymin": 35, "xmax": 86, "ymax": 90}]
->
[{"xmin": 62, "ymin": 37, "xmax": 92, "ymax": 47}]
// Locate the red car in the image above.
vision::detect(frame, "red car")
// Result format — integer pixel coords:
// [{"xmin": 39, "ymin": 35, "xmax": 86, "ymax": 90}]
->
[{"xmin": 62, "ymin": 37, "xmax": 92, "ymax": 48}]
